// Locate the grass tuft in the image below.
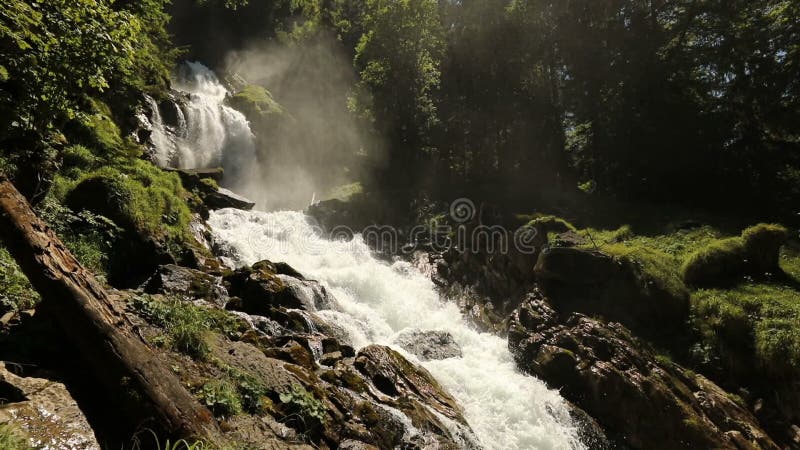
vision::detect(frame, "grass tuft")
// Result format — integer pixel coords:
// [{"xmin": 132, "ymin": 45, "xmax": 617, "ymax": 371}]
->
[{"xmin": 131, "ymin": 295, "xmax": 248, "ymax": 359}]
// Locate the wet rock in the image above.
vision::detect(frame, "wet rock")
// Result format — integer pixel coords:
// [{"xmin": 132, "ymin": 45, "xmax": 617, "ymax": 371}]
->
[
  {"xmin": 320, "ymin": 351, "xmax": 343, "ymax": 366},
  {"xmin": 394, "ymin": 330, "xmax": 462, "ymax": 361},
  {"xmin": 355, "ymin": 345, "xmax": 465, "ymax": 424},
  {"xmin": 508, "ymin": 294, "xmax": 780, "ymax": 450},
  {"xmin": 534, "ymin": 247, "xmax": 616, "ymax": 284},
  {"xmin": 534, "ymin": 247, "xmax": 689, "ymax": 341},
  {"xmin": 204, "ymin": 187, "xmax": 256, "ymax": 211},
  {"xmin": 143, "ymin": 264, "xmax": 228, "ymax": 306},
  {"xmin": 209, "ymin": 334, "xmax": 473, "ymax": 449},
  {"xmin": 0, "ymin": 363, "xmax": 100, "ymax": 450},
  {"xmin": 224, "ymin": 415, "xmax": 314, "ymax": 449},
  {"xmin": 339, "ymin": 439, "xmax": 379, "ymax": 450},
  {"xmin": 225, "ymin": 261, "xmax": 334, "ymax": 314}
]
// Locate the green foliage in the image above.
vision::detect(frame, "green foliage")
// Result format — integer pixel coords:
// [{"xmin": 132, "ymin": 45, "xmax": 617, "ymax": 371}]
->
[
  {"xmin": 198, "ymin": 380, "xmax": 242, "ymax": 417},
  {"xmin": 214, "ymin": 364, "xmax": 272, "ymax": 414},
  {"xmin": 0, "ymin": 246, "xmax": 39, "ymax": 314},
  {"xmin": 279, "ymin": 383, "xmax": 326, "ymax": 425},
  {"xmin": 0, "ymin": 0, "xmax": 140, "ymax": 130},
  {"xmin": 325, "ymin": 182, "xmax": 363, "ymax": 201},
  {"xmin": 131, "ymin": 295, "xmax": 248, "ymax": 359},
  {"xmin": 0, "ymin": 424, "xmax": 33, "ymax": 450},
  {"xmin": 351, "ymin": 0, "xmax": 444, "ymax": 171},
  {"xmin": 36, "ymin": 195, "xmax": 120, "ymax": 277}
]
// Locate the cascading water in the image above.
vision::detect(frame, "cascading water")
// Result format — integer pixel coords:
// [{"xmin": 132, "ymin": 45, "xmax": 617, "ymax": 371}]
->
[
  {"xmin": 153, "ymin": 63, "xmax": 586, "ymax": 450},
  {"xmin": 209, "ymin": 210, "xmax": 585, "ymax": 450},
  {"xmin": 148, "ymin": 62, "xmax": 258, "ymax": 193}
]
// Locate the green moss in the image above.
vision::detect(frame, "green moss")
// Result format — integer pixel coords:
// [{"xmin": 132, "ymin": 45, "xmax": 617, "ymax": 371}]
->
[
  {"xmin": 0, "ymin": 424, "xmax": 33, "ymax": 450},
  {"xmin": 526, "ymin": 214, "xmax": 577, "ymax": 233},
  {"xmin": 325, "ymin": 182, "xmax": 363, "ymax": 201},
  {"xmin": 229, "ymin": 85, "xmax": 284, "ymax": 118},
  {"xmin": 63, "ymin": 159, "xmax": 194, "ymax": 254},
  {"xmin": 682, "ymin": 223, "xmax": 790, "ymax": 286},
  {"xmin": 582, "ymin": 225, "xmax": 721, "ymax": 261},
  {"xmin": 682, "ymin": 237, "xmax": 747, "ymax": 285},
  {"xmin": 0, "ymin": 246, "xmax": 40, "ymax": 313},
  {"xmin": 693, "ymin": 283, "xmax": 800, "ymax": 374},
  {"xmin": 600, "ymin": 243, "xmax": 689, "ymax": 301}
]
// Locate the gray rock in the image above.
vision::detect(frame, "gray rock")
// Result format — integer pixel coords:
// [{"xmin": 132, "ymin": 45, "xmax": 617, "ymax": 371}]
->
[
  {"xmin": 0, "ymin": 363, "xmax": 100, "ymax": 450},
  {"xmin": 205, "ymin": 187, "xmax": 256, "ymax": 211},
  {"xmin": 394, "ymin": 330, "xmax": 462, "ymax": 361},
  {"xmin": 143, "ymin": 264, "xmax": 228, "ymax": 306}
]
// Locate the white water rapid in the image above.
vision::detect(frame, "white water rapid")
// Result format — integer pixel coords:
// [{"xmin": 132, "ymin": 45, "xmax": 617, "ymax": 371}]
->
[
  {"xmin": 153, "ymin": 63, "xmax": 585, "ymax": 450},
  {"xmin": 209, "ymin": 210, "xmax": 584, "ymax": 450}
]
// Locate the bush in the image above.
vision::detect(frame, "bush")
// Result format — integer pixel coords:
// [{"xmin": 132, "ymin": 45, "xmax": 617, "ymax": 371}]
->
[
  {"xmin": 682, "ymin": 224, "xmax": 790, "ymax": 286},
  {"xmin": 0, "ymin": 246, "xmax": 39, "ymax": 314}
]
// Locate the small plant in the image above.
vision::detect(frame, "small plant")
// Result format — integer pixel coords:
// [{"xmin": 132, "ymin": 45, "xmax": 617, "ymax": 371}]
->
[
  {"xmin": 198, "ymin": 380, "xmax": 242, "ymax": 417},
  {"xmin": 131, "ymin": 295, "xmax": 247, "ymax": 359},
  {"xmin": 279, "ymin": 383, "xmax": 326, "ymax": 426}
]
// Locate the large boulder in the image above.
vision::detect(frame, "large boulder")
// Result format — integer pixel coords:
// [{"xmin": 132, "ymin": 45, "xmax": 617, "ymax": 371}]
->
[
  {"xmin": 535, "ymin": 246, "xmax": 689, "ymax": 341},
  {"xmin": 508, "ymin": 294, "xmax": 779, "ymax": 450},
  {"xmin": 224, "ymin": 260, "xmax": 335, "ymax": 314},
  {"xmin": 0, "ymin": 363, "xmax": 100, "ymax": 450},
  {"xmin": 394, "ymin": 330, "xmax": 462, "ymax": 361},
  {"xmin": 143, "ymin": 264, "xmax": 228, "ymax": 306}
]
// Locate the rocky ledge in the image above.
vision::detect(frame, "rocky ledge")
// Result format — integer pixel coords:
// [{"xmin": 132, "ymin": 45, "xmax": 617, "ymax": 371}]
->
[
  {"xmin": 133, "ymin": 258, "xmax": 478, "ymax": 449},
  {"xmin": 508, "ymin": 292, "xmax": 778, "ymax": 450}
]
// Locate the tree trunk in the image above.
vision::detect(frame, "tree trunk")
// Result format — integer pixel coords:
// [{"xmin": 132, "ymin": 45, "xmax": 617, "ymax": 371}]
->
[{"xmin": 0, "ymin": 179, "xmax": 220, "ymax": 444}]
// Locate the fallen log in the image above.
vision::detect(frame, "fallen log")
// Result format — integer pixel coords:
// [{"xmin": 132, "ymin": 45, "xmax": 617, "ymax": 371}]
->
[{"xmin": 0, "ymin": 179, "xmax": 220, "ymax": 443}]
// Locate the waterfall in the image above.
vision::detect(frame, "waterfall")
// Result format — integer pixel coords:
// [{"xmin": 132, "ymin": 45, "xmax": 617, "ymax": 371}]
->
[
  {"xmin": 209, "ymin": 209, "xmax": 585, "ymax": 450},
  {"xmin": 161, "ymin": 63, "xmax": 585, "ymax": 449},
  {"xmin": 148, "ymin": 62, "xmax": 258, "ymax": 193}
]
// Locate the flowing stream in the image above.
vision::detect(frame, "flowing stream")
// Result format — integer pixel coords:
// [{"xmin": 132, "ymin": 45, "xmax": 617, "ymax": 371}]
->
[{"xmin": 155, "ymin": 63, "xmax": 585, "ymax": 450}]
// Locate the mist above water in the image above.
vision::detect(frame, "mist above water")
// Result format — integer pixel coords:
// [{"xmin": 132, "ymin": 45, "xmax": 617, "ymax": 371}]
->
[{"xmin": 223, "ymin": 33, "xmax": 384, "ymax": 210}]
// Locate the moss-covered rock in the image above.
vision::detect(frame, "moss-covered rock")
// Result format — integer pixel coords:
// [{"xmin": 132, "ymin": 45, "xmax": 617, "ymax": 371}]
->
[
  {"xmin": 535, "ymin": 245, "xmax": 690, "ymax": 341},
  {"xmin": 508, "ymin": 295, "xmax": 780, "ymax": 450},
  {"xmin": 228, "ymin": 85, "xmax": 284, "ymax": 120},
  {"xmin": 682, "ymin": 223, "xmax": 790, "ymax": 286}
]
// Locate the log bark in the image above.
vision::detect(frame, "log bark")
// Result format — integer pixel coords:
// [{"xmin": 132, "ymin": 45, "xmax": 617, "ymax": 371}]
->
[{"xmin": 0, "ymin": 179, "xmax": 220, "ymax": 443}]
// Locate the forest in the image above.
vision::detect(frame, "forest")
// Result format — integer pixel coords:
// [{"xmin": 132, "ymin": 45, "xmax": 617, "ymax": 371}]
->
[{"xmin": 0, "ymin": 1, "xmax": 798, "ymax": 449}]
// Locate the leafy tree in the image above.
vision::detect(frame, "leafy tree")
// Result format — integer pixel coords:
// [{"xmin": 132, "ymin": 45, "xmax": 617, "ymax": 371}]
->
[
  {"xmin": 0, "ymin": 0, "xmax": 140, "ymax": 130},
  {"xmin": 351, "ymin": 0, "xmax": 445, "ymax": 182}
]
